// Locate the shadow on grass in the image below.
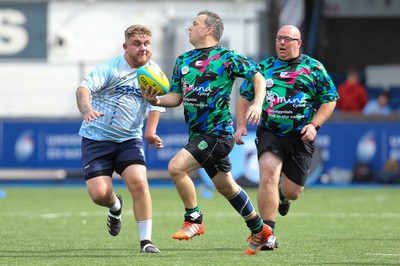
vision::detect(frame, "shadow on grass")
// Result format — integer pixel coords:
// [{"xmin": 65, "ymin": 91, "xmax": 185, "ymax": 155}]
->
[{"xmin": 0, "ymin": 246, "xmax": 242, "ymax": 258}]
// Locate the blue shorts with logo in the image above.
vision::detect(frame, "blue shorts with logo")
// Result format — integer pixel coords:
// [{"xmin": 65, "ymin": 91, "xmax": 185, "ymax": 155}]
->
[{"xmin": 80, "ymin": 137, "xmax": 145, "ymax": 180}]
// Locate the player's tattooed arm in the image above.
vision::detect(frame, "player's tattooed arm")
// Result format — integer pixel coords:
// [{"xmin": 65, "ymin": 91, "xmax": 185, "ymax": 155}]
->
[
  {"xmin": 76, "ymin": 87, "xmax": 92, "ymax": 116},
  {"xmin": 75, "ymin": 86, "xmax": 104, "ymax": 123}
]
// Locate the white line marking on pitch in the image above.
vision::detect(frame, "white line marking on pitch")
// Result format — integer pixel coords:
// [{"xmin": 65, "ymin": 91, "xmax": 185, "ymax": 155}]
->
[{"xmin": 366, "ymin": 253, "xmax": 400, "ymax": 256}]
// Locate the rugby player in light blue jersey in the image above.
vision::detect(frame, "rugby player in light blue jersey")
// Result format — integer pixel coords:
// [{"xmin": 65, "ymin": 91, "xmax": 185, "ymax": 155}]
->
[{"xmin": 76, "ymin": 24, "xmax": 164, "ymax": 253}]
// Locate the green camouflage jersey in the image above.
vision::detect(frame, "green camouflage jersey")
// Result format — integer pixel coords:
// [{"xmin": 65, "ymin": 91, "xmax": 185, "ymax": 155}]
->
[
  {"xmin": 171, "ymin": 45, "xmax": 259, "ymax": 140},
  {"xmin": 240, "ymin": 54, "xmax": 338, "ymax": 136}
]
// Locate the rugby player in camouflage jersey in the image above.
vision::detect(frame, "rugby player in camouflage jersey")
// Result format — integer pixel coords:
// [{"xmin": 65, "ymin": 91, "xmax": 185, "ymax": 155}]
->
[
  {"xmin": 142, "ymin": 10, "xmax": 273, "ymax": 255},
  {"xmin": 235, "ymin": 25, "xmax": 339, "ymax": 250}
]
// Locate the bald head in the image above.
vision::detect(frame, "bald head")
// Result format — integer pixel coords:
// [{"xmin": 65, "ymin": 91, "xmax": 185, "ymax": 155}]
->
[
  {"xmin": 275, "ymin": 25, "xmax": 302, "ymax": 61},
  {"xmin": 278, "ymin": 25, "xmax": 301, "ymax": 40}
]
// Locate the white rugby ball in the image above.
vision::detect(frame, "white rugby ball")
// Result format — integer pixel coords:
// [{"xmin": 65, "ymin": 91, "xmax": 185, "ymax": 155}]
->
[{"xmin": 137, "ymin": 65, "xmax": 170, "ymax": 95}]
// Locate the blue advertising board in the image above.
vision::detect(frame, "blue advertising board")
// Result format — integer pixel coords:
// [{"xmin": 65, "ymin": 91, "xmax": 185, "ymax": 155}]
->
[
  {"xmin": 0, "ymin": 119, "xmax": 399, "ymax": 185},
  {"xmin": 0, "ymin": 119, "xmax": 188, "ymax": 172}
]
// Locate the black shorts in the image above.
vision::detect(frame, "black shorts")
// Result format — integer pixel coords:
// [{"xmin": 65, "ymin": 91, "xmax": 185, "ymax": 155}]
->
[
  {"xmin": 81, "ymin": 137, "xmax": 145, "ymax": 180},
  {"xmin": 255, "ymin": 127, "xmax": 314, "ymax": 186},
  {"xmin": 184, "ymin": 133, "xmax": 234, "ymax": 178}
]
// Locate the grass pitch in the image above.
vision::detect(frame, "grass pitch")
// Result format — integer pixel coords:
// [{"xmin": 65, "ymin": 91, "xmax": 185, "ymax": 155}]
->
[{"xmin": 0, "ymin": 184, "xmax": 399, "ymax": 265}]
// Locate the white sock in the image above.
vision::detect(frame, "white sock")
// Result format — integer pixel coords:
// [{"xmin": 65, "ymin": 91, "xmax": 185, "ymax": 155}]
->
[
  {"xmin": 137, "ymin": 220, "xmax": 152, "ymax": 241},
  {"xmin": 110, "ymin": 195, "xmax": 121, "ymax": 212}
]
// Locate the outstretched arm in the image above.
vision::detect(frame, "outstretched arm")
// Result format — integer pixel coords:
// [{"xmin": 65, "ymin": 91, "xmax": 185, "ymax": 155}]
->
[{"xmin": 141, "ymin": 87, "xmax": 182, "ymax": 107}]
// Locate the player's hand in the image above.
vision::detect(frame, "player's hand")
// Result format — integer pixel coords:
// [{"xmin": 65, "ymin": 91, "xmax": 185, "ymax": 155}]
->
[
  {"xmin": 234, "ymin": 126, "xmax": 248, "ymax": 145},
  {"xmin": 300, "ymin": 124, "xmax": 317, "ymax": 142},
  {"xmin": 141, "ymin": 86, "xmax": 160, "ymax": 106},
  {"xmin": 245, "ymin": 104, "xmax": 262, "ymax": 125},
  {"xmin": 146, "ymin": 134, "xmax": 164, "ymax": 149},
  {"xmin": 83, "ymin": 109, "xmax": 104, "ymax": 124}
]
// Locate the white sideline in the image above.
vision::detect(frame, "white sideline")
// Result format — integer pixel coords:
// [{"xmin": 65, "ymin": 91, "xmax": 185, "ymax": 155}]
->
[{"xmin": 0, "ymin": 169, "xmax": 67, "ymax": 180}]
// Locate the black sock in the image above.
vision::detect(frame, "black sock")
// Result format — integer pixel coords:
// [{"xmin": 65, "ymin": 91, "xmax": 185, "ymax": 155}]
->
[
  {"xmin": 246, "ymin": 215, "xmax": 263, "ymax": 234},
  {"xmin": 263, "ymin": 220, "xmax": 275, "ymax": 233},
  {"xmin": 140, "ymin": 239, "xmax": 152, "ymax": 248}
]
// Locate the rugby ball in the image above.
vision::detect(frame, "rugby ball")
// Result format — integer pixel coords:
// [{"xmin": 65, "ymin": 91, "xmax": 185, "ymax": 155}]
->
[{"xmin": 137, "ymin": 65, "xmax": 170, "ymax": 95}]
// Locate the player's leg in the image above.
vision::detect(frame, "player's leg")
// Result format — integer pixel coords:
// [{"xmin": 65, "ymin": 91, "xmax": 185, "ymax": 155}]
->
[
  {"xmin": 115, "ymin": 138, "xmax": 159, "ymax": 253},
  {"xmin": 279, "ymin": 139, "xmax": 313, "ymax": 216},
  {"xmin": 278, "ymin": 174, "xmax": 304, "ymax": 215},
  {"xmin": 257, "ymin": 150, "xmax": 282, "ymax": 250},
  {"xmin": 120, "ymin": 164, "xmax": 159, "ymax": 253},
  {"xmin": 202, "ymin": 135, "xmax": 272, "ymax": 255},
  {"xmin": 81, "ymin": 137, "xmax": 122, "ymax": 236},
  {"xmin": 211, "ymin": 170, "xmax": 272, "ymax": 255},
  {"xmin": 168, "ymin": 148, "xmax": 204, "ymax": 240},
  {"xmin": 86, "ymin": 176, "xmax": 122, "ymax": 236}
]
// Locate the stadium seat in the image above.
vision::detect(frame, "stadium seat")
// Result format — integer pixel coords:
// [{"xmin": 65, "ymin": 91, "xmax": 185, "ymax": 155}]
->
[
  {"xmin": 366, "ymin": 87, "xmax": 384, "ymax": 100},
  {"xmin": 389, "ymin": 87, "xmax": 400, "ymax": 112}
]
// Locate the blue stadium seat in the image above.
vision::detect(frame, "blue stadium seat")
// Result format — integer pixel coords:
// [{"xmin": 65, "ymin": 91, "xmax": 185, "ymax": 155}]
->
[
  {"xmin": 366, "ymin": 87, "xmax": 384, "ymax": 100},
  {"xmin": 389, "ymin": 87, "xmax": 400, "ymax": 112}
]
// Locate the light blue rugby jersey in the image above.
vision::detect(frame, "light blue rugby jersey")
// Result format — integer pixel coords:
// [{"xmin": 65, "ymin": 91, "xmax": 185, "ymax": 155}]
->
[{"xmin": 78, "ymin": 55, "xmax": 165, "ymax": 142}]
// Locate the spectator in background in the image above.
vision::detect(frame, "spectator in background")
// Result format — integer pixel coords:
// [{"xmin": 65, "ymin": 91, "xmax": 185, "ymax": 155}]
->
[
  {"xmin": 336, "ymin": 69, "xmax": 368, "ymax": 113},
  {"xmin": 363, "ymin": 90, "xmax": 392, "ymax": 115}
]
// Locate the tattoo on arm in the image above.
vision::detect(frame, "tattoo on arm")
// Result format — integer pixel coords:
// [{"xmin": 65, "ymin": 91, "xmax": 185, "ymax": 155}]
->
[{"xmin": 76, "ymin": 93, "xmax": 91, "ymax": 116}]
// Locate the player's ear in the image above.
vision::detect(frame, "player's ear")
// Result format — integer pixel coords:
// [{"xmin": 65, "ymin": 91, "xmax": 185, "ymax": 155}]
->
[
  {"xmin": 206, "ymin": 26, "xmax": 213, "ymax": 36},
  {"xmin": 123, "ymin": 43, "xmax": 127, "ymax": 50}
]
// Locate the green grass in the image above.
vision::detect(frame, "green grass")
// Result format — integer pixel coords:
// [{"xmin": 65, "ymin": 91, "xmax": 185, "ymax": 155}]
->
[{"xmin": 0, "ymin": 185, "xmax": 399, "ymax": 265}]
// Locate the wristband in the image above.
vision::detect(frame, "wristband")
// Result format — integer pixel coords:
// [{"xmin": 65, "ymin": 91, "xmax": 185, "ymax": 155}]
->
[{"xmin": 310, "ymin": 122, "xmax": 320, "ymax": 131}]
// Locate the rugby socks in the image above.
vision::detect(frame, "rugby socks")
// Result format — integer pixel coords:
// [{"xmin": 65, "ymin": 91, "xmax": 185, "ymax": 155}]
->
[
  {"xmin": 109, "ymin": 194, "xmax": 122, "ymax": 218},
  {"xmin": 227, "ymin": 188, "xmax": 263, "ymax": 234},
  {"xmin": 185, "ymin": 206, "xmax": 200, "ymax": 214},
  {"xmin": 246, "ymin": 215, "xmax": 264, "ymax": 235},
  {"xmin": 184, "ymin": 206, "xmax": 203, "ymax": 224},
  {"xmin": 137, "ymin": 219, "xmax": 152, "ymax": 241},
  {"xmin": 264, "ymin": 220, "xmax": 276, "ymax": 234},
  {"xmin": 110, "ymin": 194, "xmax": 122, "ymax": 213},
  {"xmin": 227, "ymin": 188, "xmax": 254, "ymax": 218}
]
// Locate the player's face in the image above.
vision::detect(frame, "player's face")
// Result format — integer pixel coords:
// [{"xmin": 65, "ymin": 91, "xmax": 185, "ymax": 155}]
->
[
  {"xmin": 123, "ymin": 34, "xmax": 152, "ymax": 68},
  {"xmin": 188, "ymin": 14, "xmax": 210, "ymax": 47},
  {"xmin": 275, "ymin": 26, "xmax": 302, "ymax": 61}
]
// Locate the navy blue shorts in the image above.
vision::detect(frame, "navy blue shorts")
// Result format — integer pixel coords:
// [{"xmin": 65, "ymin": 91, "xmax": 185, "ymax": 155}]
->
[
  {"xmin": 81, "ymin": 137, "xmax": 145, "ymax": 180},
  {"xmin": 184, "ymin": 133, "xmax": 234, "ymax": 178},
  {"xmin": 255, "ymin": 128, "xmax": 314, "ymax": 186}
]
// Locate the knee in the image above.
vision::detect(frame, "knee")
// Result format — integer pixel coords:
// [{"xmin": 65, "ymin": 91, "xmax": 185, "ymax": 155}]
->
[
  {"xmin": 127, "ymin": 177, "xmax": 148, "ymax": 195},
  {"xmin": 282, "ymin": 187, "xmax": 303, "ymax": 201},
  {"xmin": 168, "ymin": 160, "xmax": 183, "ymax": 180},
  {"xmin": 89, "ymin": 190, "xmax": 111, "ymax": 206},
  {"xmin": 259, "ymin": 174, "xmax": 279, "ymax": 187}
]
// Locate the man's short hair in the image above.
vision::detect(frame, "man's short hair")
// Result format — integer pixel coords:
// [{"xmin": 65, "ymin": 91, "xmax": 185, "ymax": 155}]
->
[
  {"xmin": 124, "ymin": 24, "xmax": 152, "ymax": 40},
  {"xmin": 198, "ymin": 10, "xmax": 224, "ymax": 41}
]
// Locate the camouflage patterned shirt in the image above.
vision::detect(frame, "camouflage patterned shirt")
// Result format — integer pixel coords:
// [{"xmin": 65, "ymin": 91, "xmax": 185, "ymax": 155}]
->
[
  {"xmin": 170, "ymin": 45, "xmax": 259, "ymax": 140},
  {"xmin": 240, "ymin": 54, "xmax": 338, "ymax": 136}
]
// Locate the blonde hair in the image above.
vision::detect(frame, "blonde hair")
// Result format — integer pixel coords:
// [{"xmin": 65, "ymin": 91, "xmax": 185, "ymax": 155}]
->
[{"xmin": 124, "ymin": 24, "xmax": 152, "ymax": 40}]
